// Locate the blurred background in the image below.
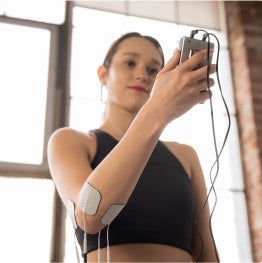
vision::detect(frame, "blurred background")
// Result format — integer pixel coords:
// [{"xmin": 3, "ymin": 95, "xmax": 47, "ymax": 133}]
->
[{"xmin": 0, "ymin": 1, "xmax": 261, "ymax": 262}]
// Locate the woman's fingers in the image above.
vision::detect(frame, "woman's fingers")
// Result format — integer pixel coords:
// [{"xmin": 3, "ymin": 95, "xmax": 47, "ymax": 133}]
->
[
  {"xmin": 199, "ymin": 89, "xmax": 213, "ymax": 104},
  {"xmin": 181, "ymin": 49, "xmax": 214, "ymax": 72},
  {"xmin": 196, "ymin": 78, "xmax": 215, "ymax": 92},
  {"xmin": 190, "ymin": 64, "xmax": 216, "ymax": 84},
  {"xmin": 158, "ymin": 49, "xmax": 180, "ymax": 75},
  {"xmin": 149, "ymin": 48, "xmax": 217, "ymax": 123}
]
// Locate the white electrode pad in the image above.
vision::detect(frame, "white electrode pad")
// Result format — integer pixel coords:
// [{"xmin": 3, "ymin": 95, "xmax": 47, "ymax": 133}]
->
[
  {"xmin": 67, "ymin": 199, "xmax": 77, "ymax": 229},
  {"xmin": 101, "ymin": 204, "xmax": 125, "ymax": 225},
  {"xmin": 78, "ymin": 182, "xmax": 101, "ymax": 215}
]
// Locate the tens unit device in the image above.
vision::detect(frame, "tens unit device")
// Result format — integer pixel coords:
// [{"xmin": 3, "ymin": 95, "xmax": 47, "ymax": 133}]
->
[{"xmin": 179, "ymin": 34, "xmax": 214, "ymax": 67}]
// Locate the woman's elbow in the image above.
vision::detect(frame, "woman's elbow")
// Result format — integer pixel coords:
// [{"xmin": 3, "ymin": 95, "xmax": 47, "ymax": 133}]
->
[{"xmin": 74, "ymin": 205, "xmax": 106, "ymax": 234}]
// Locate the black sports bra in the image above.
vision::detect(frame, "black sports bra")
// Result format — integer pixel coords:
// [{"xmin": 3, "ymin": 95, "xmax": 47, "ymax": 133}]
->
[{"xmin": 76, "ymin": 129, "xmax": 194, "ymax": 256}]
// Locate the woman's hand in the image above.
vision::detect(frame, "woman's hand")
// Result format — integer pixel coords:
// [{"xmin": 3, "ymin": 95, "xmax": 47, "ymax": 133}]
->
[{"xmin": 147, "ymin": 48, "xmax": 216, "ymax": 124}]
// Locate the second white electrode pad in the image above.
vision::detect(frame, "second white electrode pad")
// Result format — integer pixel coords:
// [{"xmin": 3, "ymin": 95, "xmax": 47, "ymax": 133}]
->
[{"xmin": 101, "ymin": 204, "xmax": 125, "ymax": 225}]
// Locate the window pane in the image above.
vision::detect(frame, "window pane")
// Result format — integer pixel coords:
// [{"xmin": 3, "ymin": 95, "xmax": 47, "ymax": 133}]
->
[
  {"xmin": 70, "ymin": 98, "xmax": 105, "ymax": 132},
  {"xmin": 0, "ymin": 0, "xmax": 65, "ymax": 24},
  {"xmin": 71, "ymin": 7, "xmax": 126, "ymax": 98},
  {"xmin": 211, "ymin": 190, "xmax": 253, "ymax": 262},
  {"xmin": 0, "ymin": 177, "xmax": 54, "ymax": 262},
  {"xmin": 0, "ymin": 23, "xmax": 50, "ymax": 164}
]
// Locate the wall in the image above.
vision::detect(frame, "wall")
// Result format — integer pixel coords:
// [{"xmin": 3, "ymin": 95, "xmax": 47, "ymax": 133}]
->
[{"xmin": 225, "ymin": 1, "xmax": 262, "ymax": 261}]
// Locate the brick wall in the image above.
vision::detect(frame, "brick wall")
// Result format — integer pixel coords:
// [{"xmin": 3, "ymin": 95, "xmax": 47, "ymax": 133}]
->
[{"xmin": 225, "ymin": 1, "xmax": 262, "ymax": 261}]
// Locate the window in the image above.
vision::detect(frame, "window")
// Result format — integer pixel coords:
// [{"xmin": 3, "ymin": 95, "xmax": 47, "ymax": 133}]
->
[
  {"xmin": 0, "ymin": 16, "xmax": 58, "ymax": 263},
  {"xmin": 0, "ymin": 177, "xmax": 54, "ymax": 262},
  {"xmin": 0, "ymin": 22, "xmax": 50, "ymax": 165},
  {"xmin": 65, "ymin": 6, "xmax": 252, "ymax": 263}
]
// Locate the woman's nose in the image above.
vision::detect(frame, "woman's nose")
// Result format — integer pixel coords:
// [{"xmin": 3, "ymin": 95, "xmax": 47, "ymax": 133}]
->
[{"xmin": 135, "ymin": 67, "xmax": 148, "ymax": 82}]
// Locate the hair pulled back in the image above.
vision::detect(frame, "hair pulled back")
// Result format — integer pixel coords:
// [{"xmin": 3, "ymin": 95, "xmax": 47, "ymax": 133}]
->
[{"xmin": 103, "ymin": 32, "xmax": 165, "ymax": 69}]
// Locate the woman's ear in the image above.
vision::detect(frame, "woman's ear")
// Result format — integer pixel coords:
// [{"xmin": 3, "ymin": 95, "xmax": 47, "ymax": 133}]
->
[{"xmin": 97, "ymin": 65, "xmax": 108, "ymax": 86}]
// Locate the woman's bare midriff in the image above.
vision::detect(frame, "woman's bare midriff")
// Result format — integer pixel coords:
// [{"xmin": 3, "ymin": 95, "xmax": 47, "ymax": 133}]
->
[{"xmin": 87, "ymin": 243, "xmax": 191, "ymax": 262}]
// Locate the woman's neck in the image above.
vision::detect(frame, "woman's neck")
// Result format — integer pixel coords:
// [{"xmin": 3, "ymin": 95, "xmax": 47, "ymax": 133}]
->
[{"xmin": 99, "ymin": 103, "xmax": 140, "ymax": 141}]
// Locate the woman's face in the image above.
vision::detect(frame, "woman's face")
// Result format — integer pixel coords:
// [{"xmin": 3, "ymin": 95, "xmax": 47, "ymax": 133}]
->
[{"xmin": 102, "ymin": 37, "xmax": 163, "ymax": 113}]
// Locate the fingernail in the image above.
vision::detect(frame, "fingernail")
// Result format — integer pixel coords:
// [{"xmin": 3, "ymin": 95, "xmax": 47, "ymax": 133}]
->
[
  {"xmin": 174, "ymin": 48, "xmax": 180, "ymax": 59},
  {"xmin": 209, "ymin": 49, "xmax": 214, "ymax": 55},
  {"xmin": 173, "ymin": 48, "xmax": 179, "ymax": 55}
]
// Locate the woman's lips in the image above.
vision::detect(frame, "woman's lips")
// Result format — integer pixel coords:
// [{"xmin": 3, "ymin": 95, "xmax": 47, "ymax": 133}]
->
[{"xmin": 129, "ymin": 86, "xmax": 147, "ymax": 93}]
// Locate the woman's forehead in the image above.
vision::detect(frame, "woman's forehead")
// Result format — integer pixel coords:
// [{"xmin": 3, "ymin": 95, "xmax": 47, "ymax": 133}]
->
[{"xmin": 116, "ymin": 37, "xmax": 162, "ymax": 63}]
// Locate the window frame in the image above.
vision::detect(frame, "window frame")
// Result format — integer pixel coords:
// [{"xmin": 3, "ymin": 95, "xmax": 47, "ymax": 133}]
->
[
  {"xmin": 0, "ymin": 5, "xmax": 72, "ymax": 261},
  {"xmin": 0, "ymin": 15, "xmax": 59, "ymax": 178}
]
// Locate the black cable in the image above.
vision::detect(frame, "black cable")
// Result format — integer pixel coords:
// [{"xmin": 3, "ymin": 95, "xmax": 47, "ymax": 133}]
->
[
  {"xmin": 191, "ymin": 29, "xmax": 231, "ymax": 262},
  {"xmin": 206, "ymin": 32, "xmax": 231, "ymax": 262},
  {"xmin": 197, "ymin": 29, "xmax": 220, "ymax": 263}
]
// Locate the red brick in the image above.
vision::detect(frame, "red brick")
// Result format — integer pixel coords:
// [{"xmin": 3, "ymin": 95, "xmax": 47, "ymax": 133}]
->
[{"xmin": 225, "ymin": 1, "xmax": 262, "ymax": 261}]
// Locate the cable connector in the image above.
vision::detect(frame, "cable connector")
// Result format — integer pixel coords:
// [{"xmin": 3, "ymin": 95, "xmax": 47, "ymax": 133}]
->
[
  {"xmin": 202, "ymin": 33, "xmax": 208, "ymax": 41},
  {"xmin": 190, "ymin": 30, "xmax": 199, "ymax": 38}
]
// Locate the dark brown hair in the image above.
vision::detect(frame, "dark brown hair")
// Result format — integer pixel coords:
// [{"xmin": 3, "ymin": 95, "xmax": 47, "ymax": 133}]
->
[{"xmin": 103, "ymin": 32, "xmax": 165, "ymax": 69}]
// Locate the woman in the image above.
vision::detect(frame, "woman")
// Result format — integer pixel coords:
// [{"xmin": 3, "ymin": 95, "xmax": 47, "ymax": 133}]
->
[{"xmin": 48, "ymin": 32, "xmax": 218, "ymax": 262}]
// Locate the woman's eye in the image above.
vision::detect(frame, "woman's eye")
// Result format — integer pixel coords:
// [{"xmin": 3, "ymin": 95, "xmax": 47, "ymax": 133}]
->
[
  {"xmin": 148, "ymin": 68, "xmax": 159, "ymax": 76},
  {"xmin": 124, "ymin": 60, "xmax": 135, "ymax": 67}
]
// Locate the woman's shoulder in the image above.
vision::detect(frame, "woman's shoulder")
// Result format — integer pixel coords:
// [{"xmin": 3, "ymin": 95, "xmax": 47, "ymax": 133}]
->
[
  {"xmin": 48, "ymin": 127, "xmax": 97, "ymax": 162},
  {"xmin": 48, "ymin": 127, "xmax": 96, "ymax": 145},
  {"xmin": 162, "ymin": 140, "xmax": 195, "ymax": 152},
  {"xmin": 161, "ymin": 140, "xmax": 198, "ymax": 180}
]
